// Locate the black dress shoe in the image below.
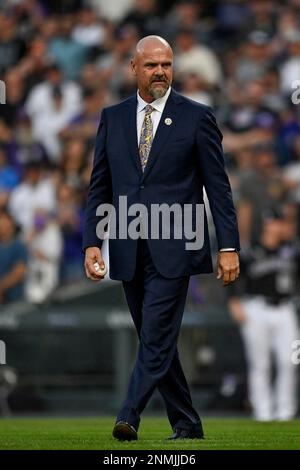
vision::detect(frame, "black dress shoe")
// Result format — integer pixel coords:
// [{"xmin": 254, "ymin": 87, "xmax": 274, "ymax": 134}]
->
[
  {"xmin": 167, "ymin": 428, "xmax": 204, "ymax": 440},
  {"xmin": 112, "ymin": 421, "xmax": 138, "ymax": 441}
]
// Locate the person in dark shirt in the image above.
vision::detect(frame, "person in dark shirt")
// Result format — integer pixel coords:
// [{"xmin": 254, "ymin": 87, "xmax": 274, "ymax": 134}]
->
[
  {"xmin": 0, "ymin": 12, "xmax": 26, "ymax": 75},
  {"xmin": 228, "ymin": 212, "xmax": 299, "ymax": 421},
  {"xmin": 0, "ymin": 210, "xmax": 28, "ymax": 304}
]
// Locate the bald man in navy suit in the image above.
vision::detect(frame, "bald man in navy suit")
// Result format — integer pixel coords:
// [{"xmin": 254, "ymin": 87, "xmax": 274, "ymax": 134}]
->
[{"xmin": 83, "ymin": 36, "xmax": 240, "ymax": 441}]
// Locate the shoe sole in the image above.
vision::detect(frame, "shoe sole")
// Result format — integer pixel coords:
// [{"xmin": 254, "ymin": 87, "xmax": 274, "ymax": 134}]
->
[{"xmin": 113, "ymin": 423, "xmax": 138, "ymax": 441}]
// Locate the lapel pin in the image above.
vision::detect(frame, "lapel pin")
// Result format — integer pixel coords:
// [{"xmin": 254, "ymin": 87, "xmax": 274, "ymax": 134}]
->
[{"xmin": 164, "ymin": 117, "xmax": 172, "ymax": 126}]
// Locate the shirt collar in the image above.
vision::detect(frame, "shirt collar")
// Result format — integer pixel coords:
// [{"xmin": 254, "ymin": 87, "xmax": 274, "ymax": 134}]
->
[{"xmin": 137, "ymin": 87, "xmax": 171, "ymax": 114}]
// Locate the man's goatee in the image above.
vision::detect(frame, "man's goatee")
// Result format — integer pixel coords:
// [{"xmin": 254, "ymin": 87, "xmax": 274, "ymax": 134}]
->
[{"xmin": 149, "ymin": 86, "xmax": 168, "ymax": 100}]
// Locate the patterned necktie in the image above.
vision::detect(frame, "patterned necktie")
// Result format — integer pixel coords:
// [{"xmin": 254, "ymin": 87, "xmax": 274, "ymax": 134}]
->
[{"xmin": 139, "ymin": 104, "xmax": 154, "ymax": 172}]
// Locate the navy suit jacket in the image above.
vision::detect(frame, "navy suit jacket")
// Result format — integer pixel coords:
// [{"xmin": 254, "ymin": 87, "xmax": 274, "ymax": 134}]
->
[{"xmin": 82, "ymin": 89, "xmax": 240, "ymax": 281}]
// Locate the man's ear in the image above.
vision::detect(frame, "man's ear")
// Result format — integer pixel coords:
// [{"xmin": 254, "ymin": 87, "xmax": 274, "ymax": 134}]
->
[{"xmin": 131, "ymin": 59, "xmax": 137, "ymax": 76}]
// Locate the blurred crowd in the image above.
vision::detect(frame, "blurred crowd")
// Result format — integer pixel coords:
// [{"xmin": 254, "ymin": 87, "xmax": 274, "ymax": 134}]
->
[{"xmin": 1, "ymin": 0, "xmax": 300, "ymax": 304}]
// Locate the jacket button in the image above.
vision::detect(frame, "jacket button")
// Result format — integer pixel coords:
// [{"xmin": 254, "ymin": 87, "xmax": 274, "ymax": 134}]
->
[{"xmin": 140, "ymin": 185, "xmax": 145, "ymax": 189}]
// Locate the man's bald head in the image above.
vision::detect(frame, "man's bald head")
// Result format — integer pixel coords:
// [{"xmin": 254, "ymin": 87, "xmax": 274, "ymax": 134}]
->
[
  {"xmin": 131, "ymin": 36, "xmax": 173, "ymax": 102},
  {"xmin": 134, "ymin": 35, "xmax": 173, "ymax": 60}
]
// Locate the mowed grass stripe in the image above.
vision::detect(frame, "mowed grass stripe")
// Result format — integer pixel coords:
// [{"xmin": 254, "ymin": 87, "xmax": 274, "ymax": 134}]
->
[{"xmin": 0, "ymin": 417, "xmax": 299, "ymax": 450}]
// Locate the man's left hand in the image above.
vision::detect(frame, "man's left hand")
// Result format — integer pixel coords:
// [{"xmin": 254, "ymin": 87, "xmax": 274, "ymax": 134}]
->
[{"xmin": 217, "ymin": 251, "xmax": 240, "ymax": 286}]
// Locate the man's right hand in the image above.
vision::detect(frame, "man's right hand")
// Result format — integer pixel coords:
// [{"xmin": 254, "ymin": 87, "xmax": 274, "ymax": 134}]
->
[{"xmin": 84, "ymin": 247, "xmax": 106, "ymax": 281}]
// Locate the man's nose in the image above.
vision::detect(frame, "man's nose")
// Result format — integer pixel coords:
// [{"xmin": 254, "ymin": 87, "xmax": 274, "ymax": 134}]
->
[{"xmin": 155, "ymin": 65, "xmax": 164, "ymax": 76}]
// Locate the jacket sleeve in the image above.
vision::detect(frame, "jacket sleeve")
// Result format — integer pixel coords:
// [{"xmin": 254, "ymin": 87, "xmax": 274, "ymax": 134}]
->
[
  {"xmin": 82, "ymin": 109, "xmax": 112, "ymax": 252},
  {"xmin": 196, "ymin": 107, "xmax": 240, "ymax": 251}
]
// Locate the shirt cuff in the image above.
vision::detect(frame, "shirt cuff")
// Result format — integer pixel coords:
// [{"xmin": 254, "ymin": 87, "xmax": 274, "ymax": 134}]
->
[{"xmin": 219, "ymin": 248, "xmax": 236, "ymax": 252}]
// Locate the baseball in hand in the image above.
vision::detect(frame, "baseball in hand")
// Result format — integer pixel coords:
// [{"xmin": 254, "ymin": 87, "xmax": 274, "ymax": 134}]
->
[{"xmin": 94, "ymin": 262, "xmax": 107, "ymax": 277}]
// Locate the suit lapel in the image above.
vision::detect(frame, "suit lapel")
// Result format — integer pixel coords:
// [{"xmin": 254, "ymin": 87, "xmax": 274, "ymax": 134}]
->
[
  {"xmin": 122, "ymin": 94, "xmax": 143, "ymax": 176},
  {"xmin": 141, "ymin": 90, "xmax": 183, "ymax": 182}
]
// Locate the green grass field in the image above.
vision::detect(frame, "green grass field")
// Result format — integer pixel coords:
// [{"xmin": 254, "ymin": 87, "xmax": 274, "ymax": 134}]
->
[{"xmin": 0, "ymin": 417, "xmax": 299, "ymax": 450}]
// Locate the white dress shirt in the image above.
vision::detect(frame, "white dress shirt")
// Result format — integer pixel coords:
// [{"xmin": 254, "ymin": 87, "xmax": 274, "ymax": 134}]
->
[
  {"xmin": 136, "ymin": 87, "xmax": 171, "ymax": 145},
  {"xmin": 136, "ymin": 87, "xmax": 235, "ymax": 252}
]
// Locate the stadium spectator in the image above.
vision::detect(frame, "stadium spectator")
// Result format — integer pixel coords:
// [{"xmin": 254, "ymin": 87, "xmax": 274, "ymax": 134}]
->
[
  {"xmin": 179, "ymin": 71, "xmax": 213, "ymax": 106},
  {"xmin": 0, "ymin": 69, "xmax": 26, "ymax": 129},
  {"xmin": 96, "ymin": 24, "xmax": 139, "ymax": 98},
  {"xmin": 8, "ymin": 161, "xmax": 56, "ymax": 235},
  {"xmin": 72, "ymin": 6, "xmax": 107, "ymax": 49},
  {"xmin": 284, "ymin": 135, "xmax": 300, "ymax": 204},
  {"xmin": 0, "ymin": 210, "xmax": 27, "ymax": 304},
  {"xmin": 5, "ymin": 112, "xmax": 49, "ymax": 177},
  {"xmin": 0, "ymin": 146, "xmax": 19, "ymax": 208},
  {"xmin": 57, "ymin": 137, "xmax": 87, "ymax": 190},
  {"xmin": 25, "ymin": 63, "xmax": 82, "ymax": 160},
  {"xmin": 120, "ymin": 0, "xmax": 162, "ymax": 37},
  {"xmin": 60, "ymin": 87, "xmax": 109, "ymax": 144},
  {"xmin": 0, "ymin": 11, "xmax": 26, "ymax": 75},
  {"xmin": 24, "ymin": 207, "xmax": 63, "ymax": 303},
  {"xmin": 234, "ymin": 30, "xmax": 274, "ymax": 85},
  {"xmin": 88, "ymin": 0, "xmax": 134, "ymax": 22},
  {"xmin": 174, "ymin": 28, "xmax": 222, "ymax": 87},
  {"xmin": 57, "ymin": 182, "xmax": 84, "ymax": 282},
  {"xmin": 280, "ymin": 31, "xmax": 300, "ymax": 95},
  {"xmin": 236, "ymin": 147, "xmax": 287, "ymax": 246},
  {"xmin": 48, "ymin": 14, "xmax": 89, "ymax": 80},
  {"xmin": 164, "ymin": 0, "xmax": 204, "ymax": 41}
]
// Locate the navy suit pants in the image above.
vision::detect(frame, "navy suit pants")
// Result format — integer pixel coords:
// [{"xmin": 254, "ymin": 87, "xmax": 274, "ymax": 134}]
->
[{"xmin": 117, "ymin": 239, "xmax": 201, "ymax": 432}]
